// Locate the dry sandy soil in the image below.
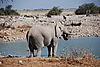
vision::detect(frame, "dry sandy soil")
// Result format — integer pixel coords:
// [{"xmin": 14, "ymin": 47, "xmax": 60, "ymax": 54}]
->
[{"xmin": 0, "ymin": 57, "xmax": 100, "ymax": 67}]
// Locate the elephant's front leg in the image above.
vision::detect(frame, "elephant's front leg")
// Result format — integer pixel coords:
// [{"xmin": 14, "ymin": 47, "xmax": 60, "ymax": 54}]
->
[
  {"xmin": 29, "ymin": 51, "xmax": 34, "ymax": 57},
  {"xmin": 47, "ymin": 45, "xmax": 52, "ymax": 57},
  {"xmin": 52, "ymin": 40, "xmax": 58, "ymax": 57},
  {"xmin": 36, "ymin": 48, "xmax": 42, "ymax": 57}
]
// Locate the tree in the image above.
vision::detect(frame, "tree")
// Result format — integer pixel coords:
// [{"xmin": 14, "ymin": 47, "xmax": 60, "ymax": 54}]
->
[
  {"xmin": 0, "ymin": 5, "xmax": 19, "ymax": 15},
  {"xmin": 97, "ymin": 7, "xmax": 100, "ymax": 13},
  {"xmin": 75, "ymin": 3, "xmax": 99, "ymax": 15},
  {"xmin": 0, "ymin": 0, "xmax": 13, "ymax": 3},
  {"xmin": 47, "ymin": 6, "xmax": 62, "ymax": 16},
  {"xmin": 0, "ymin": 8, "xmax": 5, "ymax": 15},
  {"xmin": 5, "ymin": 5, "xmax": 12, "ymax": 10}
]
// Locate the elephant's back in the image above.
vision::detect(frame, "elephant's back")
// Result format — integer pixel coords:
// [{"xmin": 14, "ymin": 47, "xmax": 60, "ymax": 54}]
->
[{"xmin": 31, "ymin": 24, "xmax": 54, "ymax": 34}]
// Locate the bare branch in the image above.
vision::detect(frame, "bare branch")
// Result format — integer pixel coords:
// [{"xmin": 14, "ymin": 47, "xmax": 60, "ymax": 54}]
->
[{"xmin": 0, "ymin": 0, "xmax": 13, "ymax": 3}]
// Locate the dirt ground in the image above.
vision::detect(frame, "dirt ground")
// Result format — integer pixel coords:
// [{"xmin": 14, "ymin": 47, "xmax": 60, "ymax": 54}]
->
[{"xmin": 0, "ymin": 57, "xmax": 100, "ymax": 67}]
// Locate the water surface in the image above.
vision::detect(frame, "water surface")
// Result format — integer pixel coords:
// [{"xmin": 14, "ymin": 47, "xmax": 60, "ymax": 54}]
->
[{"xmin": 0, "ymin": 37, "xmax": 100, "ymax": 57}]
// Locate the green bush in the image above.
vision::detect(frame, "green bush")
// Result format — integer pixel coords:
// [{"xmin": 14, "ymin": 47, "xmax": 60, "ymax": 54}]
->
[
  {"xmin": 4, "ymin": 10, "xmax": 19, "ymax": 15},
  {"xmin": 5, "ymin": 5, "xmax": 12, "ymax": 10},
  {"xmin": 0, "ymin": 8, "xmax": 5, "ymax": 15},
  {"xmin": 0, "ymin": 5, "xmax": 19, "ymax": 16},
  {"xmin": 97, "ymin": 7, "xmax": 100, "ymax": 13},
  {"xmin": 75, "ymin": 3, "xmax": 100, "ymax": 15},
  {"xmin": 47, "ymin": 7, "xmax": 62, "ymax": 16}
]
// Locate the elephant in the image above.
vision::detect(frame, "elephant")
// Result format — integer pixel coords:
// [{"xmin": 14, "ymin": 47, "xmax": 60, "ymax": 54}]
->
[{"xmin": 26, "ymin": 23, "xmax": 69, "ymax": 57}]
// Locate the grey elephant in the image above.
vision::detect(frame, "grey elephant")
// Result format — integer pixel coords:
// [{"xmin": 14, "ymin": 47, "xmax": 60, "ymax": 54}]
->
[{"xmin": 26, "ymin": 23, "xmax": 69, "ymax": 57}]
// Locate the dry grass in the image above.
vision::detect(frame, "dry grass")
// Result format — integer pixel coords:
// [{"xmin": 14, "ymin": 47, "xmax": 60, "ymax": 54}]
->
[{"xmin": 17, "ymin": 9, "xmax": 76, "ymax": 16}]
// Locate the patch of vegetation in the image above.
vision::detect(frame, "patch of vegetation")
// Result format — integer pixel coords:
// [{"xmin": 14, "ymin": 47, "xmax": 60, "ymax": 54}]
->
[
  {"xmin": 47, "ymin": 7, "xmax": 62, "ymax": 16},
  {"xmin": 60, "ymin": 46, "xmax": 95, "ymax": 59},
  {"xmin": 75, "ymin": 3, "xmax": 100, "ymax": 15},
  {"xmin": 0, "ymin": 5, "xmax": 19, "ymax": 16},
  {"xmin": 0, "ymin": 23, "xmax": 11, "ymax": 29}
]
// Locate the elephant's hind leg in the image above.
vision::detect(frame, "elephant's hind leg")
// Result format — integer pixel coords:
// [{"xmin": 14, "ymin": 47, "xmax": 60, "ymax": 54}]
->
[
  {"xmin": 29, "ymin": 46, "xmax": 35, "ymax": 57},
  {"xmin": 52, "ymin": 39, "xmax": 58, "ymax": 57},
  {"xmin": 29, "ymin": 41, "xmax": 35, "ymax": 57},
  {"xmin": 29, "ymin": 51, "xmax": 34, "ymax": 57}
]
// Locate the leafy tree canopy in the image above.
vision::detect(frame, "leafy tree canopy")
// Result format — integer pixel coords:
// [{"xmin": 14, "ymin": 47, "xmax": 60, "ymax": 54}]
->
[
  {"xmin": 75, "ymin": 3, "xmax": 100, "ymax": 15},
  {"xmin": 0, "ymin": 0, "xmax": 13, "ymax": 3},
  {"xmin": 47, "ymin": 6, "xmax": 62, "ymax": 16},
  {"xmin": 0, "ymin": 5, "xmax": 19, "ymax": 15}
]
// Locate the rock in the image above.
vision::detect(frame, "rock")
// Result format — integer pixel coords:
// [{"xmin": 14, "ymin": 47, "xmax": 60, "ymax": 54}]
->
[
  {"xmin": 0, "ymin": 14, "xmax": 100, "ymax": 42},
  {"xmin": 0, "ymin": 61, "xmax": 2, "ymax": 64},
  {"xmin": 7, "ymin": 54, "xmax": 14, "ymax": 57},
  {"xmin": 18, "ymin": 60, "xmax": 23, "ymax": 64}
]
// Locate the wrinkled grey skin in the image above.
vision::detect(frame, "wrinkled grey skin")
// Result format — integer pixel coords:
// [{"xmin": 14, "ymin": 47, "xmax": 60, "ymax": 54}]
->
[{"xmin": 26, "ymin": 23, "xmax": 68, "ymax": 57}]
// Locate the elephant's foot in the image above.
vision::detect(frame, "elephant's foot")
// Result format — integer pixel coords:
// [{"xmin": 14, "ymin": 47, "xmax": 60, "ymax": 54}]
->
[
  {"xmin": 36, "ymin": 48, "xmax": 41, "ymax": 57},
  {"xmin": 52, "ymin": 54, "xmax": 59, "ymax": 58},
  {"xmin": 27, "ymin": 52, "xmax": 35, "ymax": 57},
  {"xmin": 27, "ymin": 55, "xmax": 32, "ymax": 58},
  {"xmin": 27, "ymin": 55, "xmax": 36, "ymax": 58},
  {"xmin": 48, "ymin": 55, "xmax": 52, "ymax": 57},
  {"xmin": 53, "ymin": 56, "xmax": 60, "ymax": 58},
  {"xmin": 36, "ymin": 55, "xmax": 41, "ymax": 57},
  {"xmin": 48, "ymin": 55, "xmax": 59, "ymax": 58}
]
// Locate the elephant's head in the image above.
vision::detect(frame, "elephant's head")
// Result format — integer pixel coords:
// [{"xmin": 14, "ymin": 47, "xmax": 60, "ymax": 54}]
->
[{"xmin": 55, "ymin": 22, "xmax": 69, "ymax": 40}]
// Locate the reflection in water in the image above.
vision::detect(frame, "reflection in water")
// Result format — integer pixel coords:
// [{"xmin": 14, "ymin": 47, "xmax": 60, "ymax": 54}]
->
[{"xmin": 0, "ymin": 37, "xmax": 100, "ymax": 57}]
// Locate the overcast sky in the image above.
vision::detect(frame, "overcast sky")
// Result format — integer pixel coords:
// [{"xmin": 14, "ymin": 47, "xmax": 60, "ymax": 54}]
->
[{"xmin": 0, "ymin": 0, "xmax": 100, "ymax": 10}]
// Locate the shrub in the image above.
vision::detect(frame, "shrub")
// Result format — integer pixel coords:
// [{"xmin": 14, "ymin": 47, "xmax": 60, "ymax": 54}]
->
[
  {"xmin": 5, "ymin": 9, "xmax": 19, "ymax": 15},
  {"xmin": 0, "ymin": 8, "xmax": 5, "ymax": 15},
  {"xmin": 0, "ymin": 5, "xmax": 19, "ymax": 16},
  {"xmin": 60, "ymin": 46, "xmax": 94, "ymax": 59},
  {"xmin": 97, "ymin": 7, "xmax": 100, "ymax": 13},
  {"xmin": 5, "ymin": 5, "xmax": 12, "ymax": 10},
  {"xmin": 75, "ymin": 3, "xmax": 99, "ymax": 15},
  {"xmin": 47, "ymin": 7, "xmax": 62, "ymax": 16}
]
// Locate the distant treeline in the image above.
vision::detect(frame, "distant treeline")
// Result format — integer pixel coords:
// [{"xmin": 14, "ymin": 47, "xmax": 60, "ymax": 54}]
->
[
  {"xmin": 0, "ymin": 5, "xmax": 19, "ymax": 16},
  {"xmin": 0, "ymin": 3, "xmax": 100, "ymax": 16}
]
